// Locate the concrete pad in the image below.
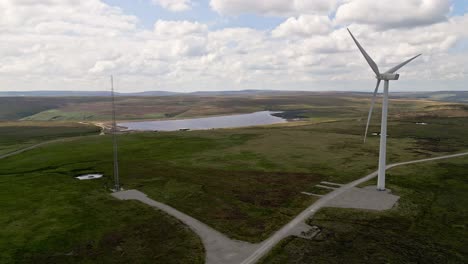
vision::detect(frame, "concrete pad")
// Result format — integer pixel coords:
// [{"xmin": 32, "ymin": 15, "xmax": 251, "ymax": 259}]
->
[
  {"xmin": 326, "ymin": 186, "xmax": 399, "ymax": 211},
  {"xmin": 315, "ymin": 184, "xmax": 337, "ymax": 190},
  {"xmin": 320, "ymin": 181, "xmax": 343, "ymax": 187},
  {"xmin": 289, "ymin": 221, "xmax": 312, "ymax": 237},
  {"xmin": 301, "ymin": 191, "xmax": 323, "ymax": 197},
  {"xmin": 289, "ymin": 222, "xmax": 321, "ymax": 240}
]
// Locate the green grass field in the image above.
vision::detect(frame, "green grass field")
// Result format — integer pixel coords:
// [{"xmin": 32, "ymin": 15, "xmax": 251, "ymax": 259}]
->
[
  {"xmin": 0, "ymin": 97, "xmax": 105, "ymax": 121},
  {"xmin": 259, "ymin": 156, "xmax": 468, "ymax": 263},
  {"xmin": 0, "ymin": 122, "xmax": 100, "ymax": 155},
  {"xmin": 2, "ymin": 114, "xmax": 468, "ymax": 244},
  {"xmin": 1, "ymin": 94, "xmax": 467, "ymax": 262},
  {"xmin": 0, "ymin": 122, "xmax": 204, "ymax": 264},
  {"xmin": 0, "ymin": 172, "xmax": 204, "ymax": 264}
]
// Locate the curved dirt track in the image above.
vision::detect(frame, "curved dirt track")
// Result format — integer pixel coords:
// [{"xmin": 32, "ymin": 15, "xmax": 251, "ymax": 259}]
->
[{"xmin": 112, "ymin": 190, "xmax": 260, "ymax": 264}]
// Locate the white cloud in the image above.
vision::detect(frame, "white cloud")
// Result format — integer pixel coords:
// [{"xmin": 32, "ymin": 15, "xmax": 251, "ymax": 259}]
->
[
  {"xmin": 272, "ymin": 15, "xmax": 332, "ymax": 38},
  {"xmin": 0, "ymin": 0, "xmax": 138, "ymax": 80},
  {"xmin": 210, "ymin": 0, "xmax": 338, "ymax": 16},
  {"xmin": 0, "ymin": 0, "xmax": 467, "ymax": 92},
  {"xmin": 89, "ymin": 60, "xmax": 117, "ymax": 74},
  {"xmin": 153, "ymin": 20, "xmax": 208, "ymax": 36},
  {"xmin": 335, "ymin": 0, "xmax": 451, "ymax": 29},
  {"xmin": 151, "ymin": 0, "xmax": 192, "ymax": 12}
]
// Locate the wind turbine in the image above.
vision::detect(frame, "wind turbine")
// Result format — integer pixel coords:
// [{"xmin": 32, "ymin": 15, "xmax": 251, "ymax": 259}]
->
[{"xmin": 347, "ymin": 28, "xmax": 421, "ymax": 191}]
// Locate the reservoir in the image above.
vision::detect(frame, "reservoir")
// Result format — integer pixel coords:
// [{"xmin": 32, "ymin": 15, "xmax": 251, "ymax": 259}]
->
[{"xmin": 119, "ymin": 111, "xmax": 286, "ymax": 131}]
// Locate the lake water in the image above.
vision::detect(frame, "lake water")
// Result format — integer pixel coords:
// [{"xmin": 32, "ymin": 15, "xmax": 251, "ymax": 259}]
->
[{"xmin": 119, "ymin": 111, "xmax": 286, "ymax": 131}]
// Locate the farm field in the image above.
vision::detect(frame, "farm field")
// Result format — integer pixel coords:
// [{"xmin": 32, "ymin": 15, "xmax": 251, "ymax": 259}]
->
[{"xmin": 1, "ymin": 93, "xmax": 468, "ymax": 262}]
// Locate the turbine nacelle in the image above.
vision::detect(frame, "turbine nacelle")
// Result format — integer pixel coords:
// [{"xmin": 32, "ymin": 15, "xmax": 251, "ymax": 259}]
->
[{"xmin": 378, "ymin": 73, "xmax": 400, "ymax": 81}]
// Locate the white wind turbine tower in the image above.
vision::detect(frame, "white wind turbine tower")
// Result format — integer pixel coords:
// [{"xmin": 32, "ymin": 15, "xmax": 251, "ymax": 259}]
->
[{"xmin": 347, "ymin": 28, "xmax": 421, "ymax": 191}]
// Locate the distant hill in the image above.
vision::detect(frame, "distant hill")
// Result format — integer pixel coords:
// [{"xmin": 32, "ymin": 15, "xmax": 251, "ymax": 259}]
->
[
  {"xmin": 188, "ymin": 90, "xmax": 306, "ymax": 96},
  {"xmin": 391, "ymin": 91, "xmax": 468, "ymax": 103},
  {"xmin": 129, "ymin": 91, "xmax": 182, "ymax": 96},
  {"xmin": 0, "ymin": 89, "xmax": 360, "ymax": 98},
  {"xmin": 1, "ymin": 90, "xmax": 467, "ymax": 103},
  {"xmin": 0, "ymin": 91, "xmax": 180, "ymax": 97},
  {"xmin": 0, "ymin": 89, "xmax": 312, "ymax": 97},
  {"xmin": 0, "ymin": 91, "xmax": 112, "ymax": 97}
]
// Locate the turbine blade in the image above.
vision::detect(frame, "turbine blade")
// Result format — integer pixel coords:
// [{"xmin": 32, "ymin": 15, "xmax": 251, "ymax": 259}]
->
[
  {"xmin": 364, "ymin": 79, "xmax": 381, "ymax": 143},
  {"xmin": 347, "ymin": 28, "xmax": 380, "ymax": 76},
  {"xmin": 385, "ymin": 54, "xmax": 421, "ymax": 74}
]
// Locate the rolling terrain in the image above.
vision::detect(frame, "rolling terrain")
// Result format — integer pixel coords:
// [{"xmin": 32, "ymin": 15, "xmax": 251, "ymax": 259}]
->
[
  {"xmin": 0, "ymin": 122, "xmax": 100, "ymax": 156},
  {"xmin": 1, "ymin": 91, "xmax": 467, "ymax": 123},
  {"xmin": 1, "ymin": 92, "xmax": 467, "ymax": 263}
]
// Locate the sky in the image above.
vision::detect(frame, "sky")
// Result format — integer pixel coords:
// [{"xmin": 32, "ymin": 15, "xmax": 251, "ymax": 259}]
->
[{"xmin": 0, "ymin": 0, "xmax": 467, "ymax": 92}]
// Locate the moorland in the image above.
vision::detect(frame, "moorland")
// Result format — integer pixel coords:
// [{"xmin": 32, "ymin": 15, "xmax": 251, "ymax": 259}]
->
[{"xmin": 1, "ymin": 91, "xmax": 467, "ymax": 263}]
